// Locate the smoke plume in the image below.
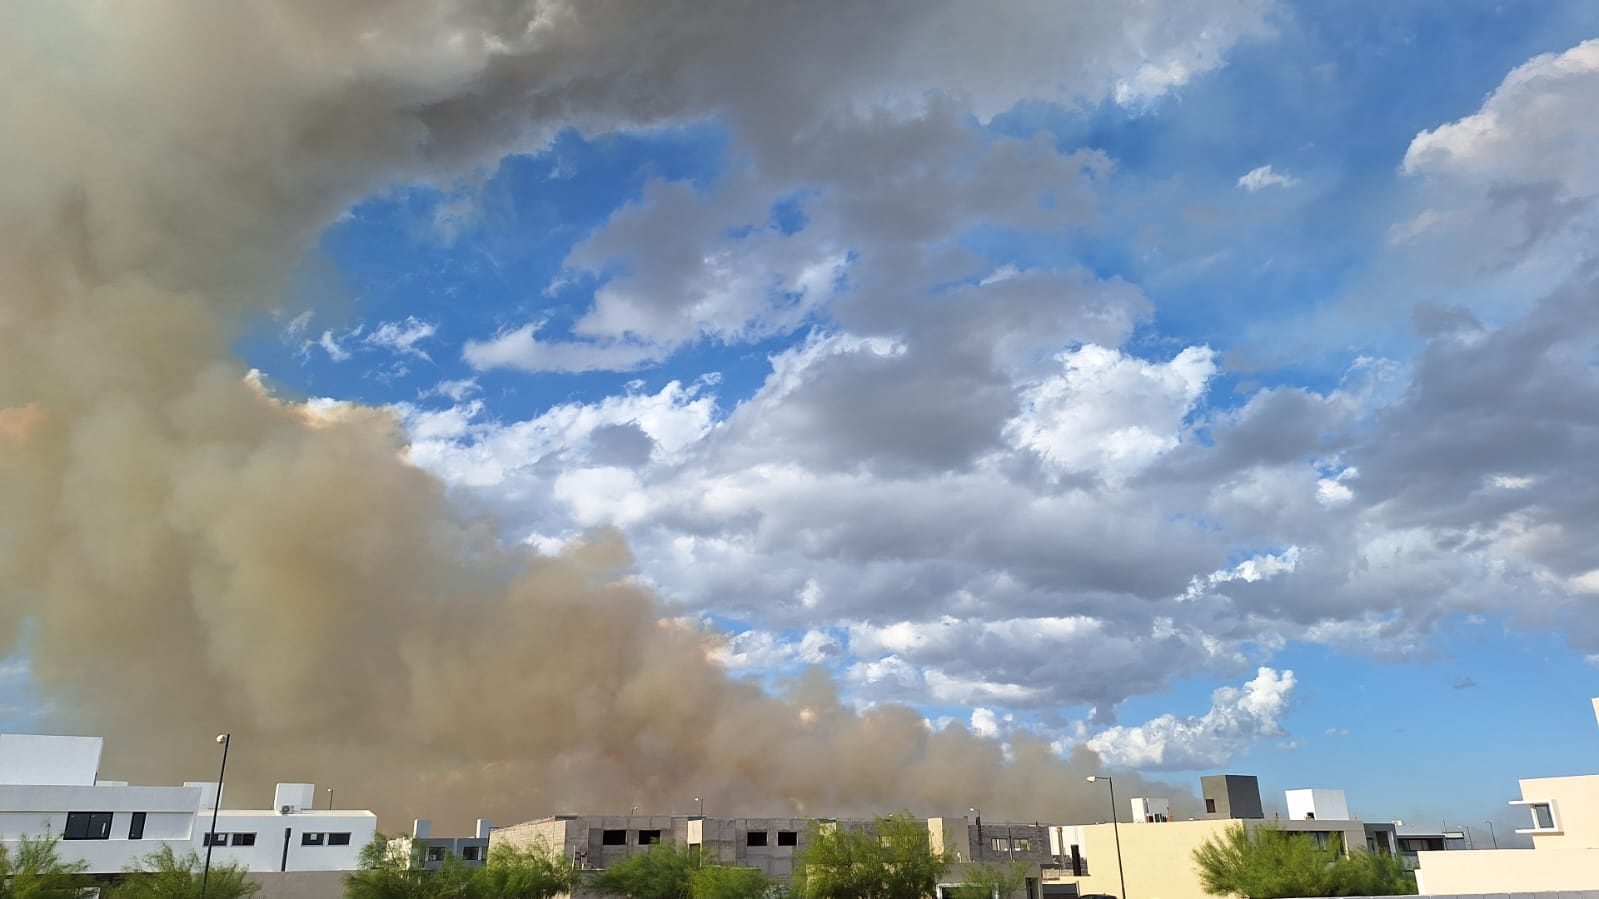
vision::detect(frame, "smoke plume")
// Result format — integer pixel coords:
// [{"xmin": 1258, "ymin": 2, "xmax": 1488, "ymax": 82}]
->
[{"xmin": 0, "ymin": 1, "xmax": 1206, "ymax": 829}]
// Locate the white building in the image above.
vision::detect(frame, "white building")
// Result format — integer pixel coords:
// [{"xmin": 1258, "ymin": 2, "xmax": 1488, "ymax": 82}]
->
[
  {"xmin": 0, "ymin": 733, "xmax": 374, "ymax": 875},
  {"xmin": 1285, "ymin": 788, "xmax": 1351, "ymax": 822}
]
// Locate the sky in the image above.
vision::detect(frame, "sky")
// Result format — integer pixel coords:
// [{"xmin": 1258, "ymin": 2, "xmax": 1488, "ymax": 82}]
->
[{"xmin": 8, "ymin": 0, "xmax": 1599, "ymax": 836}]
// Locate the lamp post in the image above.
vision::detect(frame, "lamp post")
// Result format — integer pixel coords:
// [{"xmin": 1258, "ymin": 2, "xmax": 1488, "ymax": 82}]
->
[
  {"xmin": 694, "ymin": 796, "xmax": 703, "ymax": 817},
  {"xmin": 1483, "ymin": 821, "xmax": 1498, "ymax": 850},
  {"xmin": 201, "ymin": 734, "xmax": 230, "ymax": 899},
  {"xmin": 326, "ymin": 788, "xmax": 334, "ymax": 810},
  {"xmin": 1087, "ymin": 776, "xmax": 1127, "ymax": 899},
  {"xmin": 969, "ymin": 808, "xmax": 981, "ymax": 861}
]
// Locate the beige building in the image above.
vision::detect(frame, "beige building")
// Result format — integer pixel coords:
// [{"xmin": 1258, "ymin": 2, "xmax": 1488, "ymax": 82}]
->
[
  {"xmin": 493, "ymin": 814, "xmax": 1047, "ymax": 898},
  {"xmin": 1414, "ymin": 698, "xmax": 1599, "ymax": 895},
  {"xmin": 1416, "ymin": 773, "xmax": 1599, "ymax": 894},
  {"xmin": 1039, "ymin": 780, "xmax": 1398, "ymax": 899}
]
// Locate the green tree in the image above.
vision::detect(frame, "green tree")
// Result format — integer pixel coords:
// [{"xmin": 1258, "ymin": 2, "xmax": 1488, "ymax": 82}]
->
[
  {"xmin": 109, "ymin": 845, "xmax": 259, "ymax": 899},
  {"xmin": 591, "ymin": 844, "xmax": 700, "ymax": 899},
  {"xmin": 475, "ymin": 841, "xmax": 576, "ymax": 899},
  {"xmin": 345, "ymin": 835, "xmax": 434, "ymax": 899},
  {"xmin": 792, "ymin": 814, "xmax": 946, "ymax": 899},
  {"xmin": 689, "ymin": 864, "xmax": 772, "ymax": 899},
  {"xmin": 1193, "ymin": 824, "xmax": 1416, "ymax": 899},
  {"xmin": 0, "ymin": 833, "xmax": 90, "ymax": 899},
  {"xmin": 946, "ymin": 862, "xmax": 1029, "ymax": 899},
  {"xmin": 1323, "ymin": 848, "xmax": 1415, "ymax": 897}
]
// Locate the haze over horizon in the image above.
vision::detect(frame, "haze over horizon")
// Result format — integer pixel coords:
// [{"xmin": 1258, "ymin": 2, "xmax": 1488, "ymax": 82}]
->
[{"xmin": 2, "ymin": 0, "xmax": 1599, "ymax": 838}]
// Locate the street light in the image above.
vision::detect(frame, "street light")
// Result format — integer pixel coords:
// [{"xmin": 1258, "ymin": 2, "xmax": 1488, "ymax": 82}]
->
[
  {"xmin": 1087, "ymin": 776, "xmax": 1127, "ymax": 899},
  {"xmin": 1483, "ymin": 821, "xmax": 1498, "ymax": 849},
  {"xmin": 326, "ymin": 788, "xmax": 334, "ymax": 810},
  {"xmin": 201, "ymin": 734, "xmax": 231, "ymax": 899},
  {"xmin": 694, "ymin": 797, "xmax": 703, "ymax": 817},
  {"xmin": 969, "ymin": 808, "xmax": 982, "ymax": 861}
]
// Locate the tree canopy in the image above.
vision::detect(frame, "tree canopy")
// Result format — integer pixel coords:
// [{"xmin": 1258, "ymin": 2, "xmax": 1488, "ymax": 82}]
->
[
  {"xmin": 590, "ymin": 844, "xmax": 699, "ymax": 899},
  {"xmin": 946, "ymin": 862, "xmax": 1029, "ymax": 899},
  {"xmin": 0, "ymin": 834, "xmax": 89, "ymax": 899},
  {"xmin": 109, "ymin": 845, "xmax": 260, "ymax": 899},
  {"xmin": 1193, "ymin": 824, "xmax": 1415, "ymax": 899},
  {"xmin": 791, "ymin": 814, "xmax": 947, "ymax": 899}
]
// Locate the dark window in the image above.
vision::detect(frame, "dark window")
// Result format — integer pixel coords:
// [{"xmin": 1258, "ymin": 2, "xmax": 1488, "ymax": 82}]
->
[
  {"xmin": 638, "ymin": 830, "xmax": 662, "ymax": 845},
  {"xmin": 427, "ymin": 846, "xmax": 445, "ymax": 862},
  {"xmin": 203, "ymin": 833, "xmax": 227, "ymax": 847},
  {"xmin": 328, "ymin": 833, "xmax": 351, "ymax": 846},
  {"xmin": 65, "ymin": 812, "xmax": 114, "ymax": 841},
  {"xmin": 777, "ymin": 831, "xmax": 798, "ymax": 847},
  {"xmin": 1205, "ymin": 798, "xmax": 1217, "ymax": 814},
  {"xmin": 302, "ymin": 832, "xmax": 326, "ymax": 846},
  {"xmin": 1533, "ymin": 803, "xmax": 1556, "ymax": 830},
  {"xmin": 746, "ymin": 831, "xmax": 768, "ymax": 847},
  {"xmin": 128, "ymin": 812, "xmax": 146, "ymax": 840},
  {"xmin": 602, "ymin": 829, "xmax": 627, "ymax": 846},
  {"xmin": 233, "ymin": 833, "xmax": 257, "ymax": 847},
  {"xmin": 461, "ymin": 846, "xmax": 482, "ymax": 861}
]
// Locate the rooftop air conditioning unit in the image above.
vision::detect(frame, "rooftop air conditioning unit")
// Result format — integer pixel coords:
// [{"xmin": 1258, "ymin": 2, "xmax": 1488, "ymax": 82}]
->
[{"xmin": 281, "ymin": 805, "xmax": 297, "ymax": 815}]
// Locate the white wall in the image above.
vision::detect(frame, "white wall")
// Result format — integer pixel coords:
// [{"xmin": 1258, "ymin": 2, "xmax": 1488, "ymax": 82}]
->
[
  {"xmin": 1285, "ymin": 789, "xmax": 1351, "ymax": 821},
  {"xmin": 0, "ymin": 735, "xmax": 103, "ymax": 786},
  {"xmin": 199, "ymin": 810, "xmax": 376, "ymax": 872},
  {"xmin": 0, "ymin": 782, "xmax": 203, "ymax": 873}
]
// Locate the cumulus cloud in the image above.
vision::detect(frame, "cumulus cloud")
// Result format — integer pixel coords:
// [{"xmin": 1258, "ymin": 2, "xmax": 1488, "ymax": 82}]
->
[
  {"xmin": 1086, "ymin": 668, "xmax": 1297, "ymax": 769},
  {"xmin": 1237, "ymin": 165, "xmax": 1299, "ymax": 191}
]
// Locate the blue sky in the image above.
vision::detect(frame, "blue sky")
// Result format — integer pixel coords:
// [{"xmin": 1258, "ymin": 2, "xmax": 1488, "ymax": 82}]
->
[
  {"xmin": 211, "ymin": 0, "xmax": 1599, "ymax": 828},
  {"xmin": 9, "ymin": 0, "xmax": 1599, "ymax": 830}
]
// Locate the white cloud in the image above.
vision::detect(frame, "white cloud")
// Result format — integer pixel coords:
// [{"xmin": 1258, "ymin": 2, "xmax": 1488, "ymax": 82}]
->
[
  {"xmin": 462, "ymin": 322, "xmax": 669, "ymax": 374},
  {"xmin": 365, "ymin": 317, "xmax": 438, "ymax": 360},
  {"xmin": 318, "ymin": 330, "xmax": 351, "ymax": 362},
  {"xmin": 283, "ymin": 310, "xmax": 313, "ymax": 338},
  {"xmin": 1403, "ymin": 39, "xmax": 1599, "ymax": 185},
  {"xmin": 1086, "ymin": 668, "xmax": 1296, "ymax": 769},
  {"xmin": 1007, "ymin": 345, "xmax": 1216, "ymax": 481},
  {"xmin": 1237, "ymin": 165, "xmax": 1300, "ymax": 192},
  {"xmin": 427, "ymin": 379, "xmax": 480, "ymax": 402}
]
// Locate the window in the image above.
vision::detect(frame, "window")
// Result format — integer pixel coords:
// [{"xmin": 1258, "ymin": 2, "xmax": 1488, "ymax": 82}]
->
[
  {"xmin": 461, "ymin": 846, "xmax": 482, "ymax": 861},
  {"xmin": 427, "ymin": 846, "xmax": 445, "ymax": 862},
  {"xmin": 990, "ymin": 837, "xmax": 1009, "ymax": 852},
  {"xmin": 638, "ymin": 830, "xmax": 662, "ymax": 845},
  {"xmin": 302, "ymin": 832, "xmax": 326, "ymax": 846},
  {"xmin": 1307, "ymin": 832, "xmax": 1330, "ymax": 851},
  {"xmin": 777, "ymin": 831, "xmax": 798, "ymax": 847},
  {"xmin": 1532, "ymin": 803, "xmax": 1556, "ymax": 830},
  {"xmin": 1013, "ymin": 838, "xmax": 1031, "ymax": 852},
  {"xmin": 329, "ymin": 832, "xmax": 352, "ymax": 846},
  {"xmin": 64, "ymin": 812, "xmax": 114, "ymax": 841},
  {"xmin": 747, "ymin": 831, "xmax": 769, "ymax": 847},
  {"xmin": 128, "ymin": 812, "xmax": 146, "ymax": 841},
  {"xmin": 1205, "ymin": 798, "xmax": 1217, "ymax": 814},
  {"xmin": 602, "ymin": 829, "xmax": 627, "ymax": 846},
  {"xmin": 203, "ymin": 833, "xmax": 227, "ymax": 847},
  {"xmin": 233, "ymin": 833, "xmax": 257, "ymax": 847}
]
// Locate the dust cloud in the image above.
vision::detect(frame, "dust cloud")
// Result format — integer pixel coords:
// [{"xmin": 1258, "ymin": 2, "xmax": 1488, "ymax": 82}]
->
[{"xmin": 0, "ymin": 2, "xmax": 1193, "ymax": 830}]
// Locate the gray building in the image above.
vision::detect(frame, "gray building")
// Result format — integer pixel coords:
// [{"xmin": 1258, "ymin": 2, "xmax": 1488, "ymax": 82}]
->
[
  {"xmin": 392, "ymin": 818, "xmax": 492, "ymax": 869},
  {"xmin": 1201, "ymin": 774, "xmax": 1265, "ymax": 820}
]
